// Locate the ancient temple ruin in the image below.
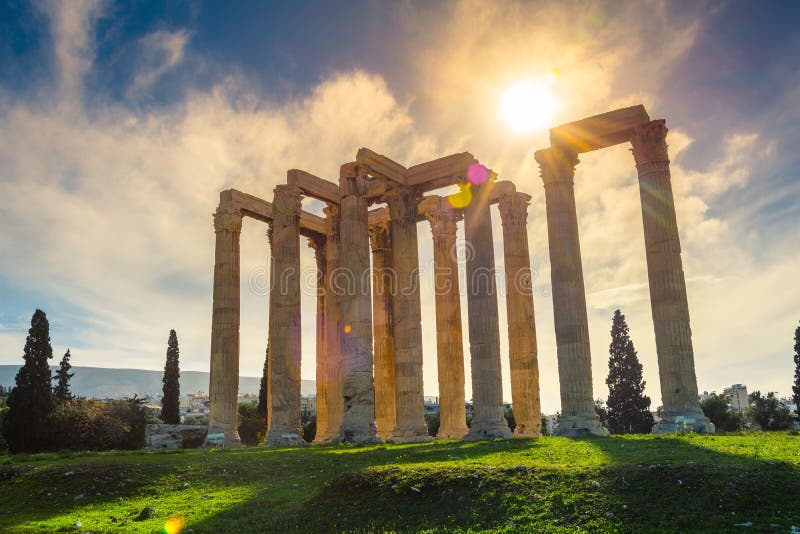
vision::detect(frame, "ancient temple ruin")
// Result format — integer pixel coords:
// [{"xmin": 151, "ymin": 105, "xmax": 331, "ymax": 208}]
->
[{"xmin": 208, "ymin": 105, "xmax": 713, "ymax": 446}]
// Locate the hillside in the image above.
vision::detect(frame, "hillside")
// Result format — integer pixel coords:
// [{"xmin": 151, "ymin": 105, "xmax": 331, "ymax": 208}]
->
[
  {"xmin": 0, "ymin": 365, "xmax": 315, "ymax": 399},
  {"xmin": 1, "ymin": 433, "xmax": 799, "ymax": 532}
]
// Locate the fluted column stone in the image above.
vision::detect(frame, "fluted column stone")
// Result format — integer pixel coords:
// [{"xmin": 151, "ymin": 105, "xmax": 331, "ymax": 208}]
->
[
  {"xmin": 385, "ymin": 186, "xmax": 432, "ymax": 443},
  {"xmin": 464, "ymin": 178, "xmax": 513, "ymax": 439},
  {"xmin": 265, "ymin": 184, "xmax": 305, "ymax": 446},
  {"xmin": 535, "ymin": 148, "xmax": 608, "ymax": 437},
  {"xmin": 631, "ymin": 120, "xmax": 714, "ymax": 434},
  {"xmin": 308, "ymin": 234, "xmax": 329, "ymax": 440},
  {"xmin": 338, "ymin": 165, "xmax": 379, "ymax": 443},
  {"xmin": 498, "ymin": 192, "xmax": 542, "ymax": 438},
  {"xmin": 369, "ymin": 221, "xmax": 397, "ymax": 441},
  {"xmin": 425, "ymin": 200, "xmax": 469, "ymax": 440},
  {"xmin": 316, "ymin": 203, "xmax": 344, "ymax": 442},
  {"xmin": 209, "ymin": 204, "xmax": 243, "ymax": 446}
]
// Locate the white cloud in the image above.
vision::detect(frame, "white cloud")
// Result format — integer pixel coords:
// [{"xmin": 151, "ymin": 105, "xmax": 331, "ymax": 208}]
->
[{"xmin": 128, "ymin": 29, "xmax": 191, "ymax": 97}]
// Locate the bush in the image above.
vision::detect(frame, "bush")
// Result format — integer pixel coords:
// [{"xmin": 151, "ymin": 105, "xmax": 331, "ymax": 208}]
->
[
  {"xmin": 425, "ymin": 413, "xmax": 440, "ymax": 437},
  {"xmin": 47, "ymin": 398, "xmax": 147, "ymax": 451},
  {"xmin": 700, "ymin": 394, "xmax": 744, "ymax": 432},
  {"xmin": 302, "ymin": 416, "xmax": 317, "ymax": 442},
  {"xmin": 747, "ymin": 391, "xmax": 793, "ymax": 431},
  {"xmin": 0, "ymin": 409, "xmax": 8, "ymax": 453},
  {"xmin": 238, "ymin": 404, "xmax": 266, "ymax": 446}
]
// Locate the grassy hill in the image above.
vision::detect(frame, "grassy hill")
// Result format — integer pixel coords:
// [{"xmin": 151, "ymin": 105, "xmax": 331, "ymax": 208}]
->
[{"xmin": 1, "ymin": 433, "xmax": 799, "ymax": 532}]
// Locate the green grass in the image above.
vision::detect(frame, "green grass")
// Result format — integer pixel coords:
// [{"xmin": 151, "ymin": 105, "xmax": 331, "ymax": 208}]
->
[{"xmin": 1, "ymin": 433, "xmax": 799, "ymax": 532}]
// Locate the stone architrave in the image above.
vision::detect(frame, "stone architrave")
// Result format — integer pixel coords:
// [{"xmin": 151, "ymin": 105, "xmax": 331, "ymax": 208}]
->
[
  {"xmin": 316, "ymin": 203, "xmax": 344, "ymax": 442},
  {"xmin": 464, "ymin": 178, "xmax": 513, "ymax": 439},
  {"xmin": 497, "ymin": 192, "xmax": 542, "ymax": 438},
  {"xmin": 385, "ymin": 186, "xmax": 432, "ymax": 443},
  {"xmin": 209, "ymin": 204, "xmax": 243, "ymax": 447},
  {"xmin": 631, "ymin": 120, "xmax": 714, "ymax": 434},
  {"xmin": 338, "ymin": 165, "xmax": 379, "ymax": 443},
  {"xmin": 265, "ymin": 184, "xmax": 305, "ymax": 446},
  {"xmin": 308, "ymin": 233, "xmax": 329, "ymax": 440},
  {"xmin": 369, "ymin": 220, "xmax": 397, "ymax": 441},
  {"xmin": 425, "ymin": 200, "xmax": 469, "ymax": 440},
  {"xmin": 535, "ymin": 148, "xmax": 608, "ymax": 437}
]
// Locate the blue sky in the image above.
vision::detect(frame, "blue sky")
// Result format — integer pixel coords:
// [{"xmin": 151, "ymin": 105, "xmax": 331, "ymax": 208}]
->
[{"xmin": 0, "ymin": 0, "xmax": 798, "ymax": 413}]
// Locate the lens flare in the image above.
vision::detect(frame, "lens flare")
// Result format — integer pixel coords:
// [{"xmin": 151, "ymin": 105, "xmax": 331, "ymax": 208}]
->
[
  {"xmin": 447, "ymin": 183, "xmax": 473, "ymax": 209},
  {"xmin": 466, "ymin": 162, "xmax": 489, "ymax": 185},
  {"xmin": 500, "ymin": 79, "xmax": 558, "ymax": 133},
  {"xmin": 162, "ymin": 515, "xmax": 185, "ymax": 534},
  {"xmin": 344, "ymin": 324, "xmax": 352, "ymax": 334}
]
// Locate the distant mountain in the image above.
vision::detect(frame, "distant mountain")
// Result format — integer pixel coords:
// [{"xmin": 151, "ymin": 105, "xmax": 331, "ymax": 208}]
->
[{"xmin": 0, "ymin": 365, "xmax": 315, "ymax": 399}]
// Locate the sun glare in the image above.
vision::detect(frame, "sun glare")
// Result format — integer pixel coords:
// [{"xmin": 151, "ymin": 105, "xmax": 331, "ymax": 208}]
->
[{"xmin": 500, "ymin": 79, "xmax": 558, "ymax": 133}]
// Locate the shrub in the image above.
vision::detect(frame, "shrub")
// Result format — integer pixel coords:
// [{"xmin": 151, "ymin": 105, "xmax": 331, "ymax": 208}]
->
[
  {"xmin": 700, "ymin": 394, "xmax": 744, "ymax": 432},
  {"xmin": 48, "ymin": 398, "xmax": 147, "ymax": 451},
  {"xmin": 238, "ymin": 403, "xmax": 266, "ymax": 446}
]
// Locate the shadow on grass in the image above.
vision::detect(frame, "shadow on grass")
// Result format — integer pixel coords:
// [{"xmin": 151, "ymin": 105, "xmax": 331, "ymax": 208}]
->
[{"xmin": 188, "ymin": 436, "xmax": 800, "ymax": 533}]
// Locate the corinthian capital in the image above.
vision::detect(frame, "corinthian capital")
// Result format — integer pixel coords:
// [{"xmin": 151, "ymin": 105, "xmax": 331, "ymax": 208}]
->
[
  {"xmin": 631, "ymin": 119, "xmax": 669, "ymax": 166},
  {"xmin": 497, "ymin": 192, "xmax": 531, "ymax": 225},
  {"xmin": 213, "ymin": 204, "xmax": 242, "ymax": 233},
  {"xmin": 425, "ymin": 206, "xmax": 461, "ymax": 239},
  {"xmin": 383, "ymin": 186, "xmax": 419, "ymax": 222},
  {"xmin": 272, "ymin": 184, "xmax": 303, "ymax": 216},
  {"xmin": 534, "ymin": 147, "xmax": 579, "ymax": 186}
]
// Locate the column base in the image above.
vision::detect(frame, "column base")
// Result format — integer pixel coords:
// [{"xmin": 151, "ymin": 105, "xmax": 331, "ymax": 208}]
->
[
  {"xmin": 313, "ymin": 432, "xmax": 341, "ymax": 445},
  {"xmin": 203, "ymin": 425, "xmax": 239, "ymax": 448},
  {"xmin": 332, "ymin": 433, "xmax": 382, "ymax": 445},
  {"xmin": 513, "ymin": 428, "xmax": 542, "ymax": 439},
  {"xmin": 264, "ymin": 428, "xmax": 307, "ymax": 447},
  {"xmin": 436, "ymin": 427, "xmax": 470, "ymax": 440},
  {"xmin": 389, "ymin": 425, "xmax": 434, "ymax": 443},
  {"xmin": 652, "ymin": 408, "xmax": 715, "ymax": 434},
  {"xmin": 466, "ymin": 419, "xmax": 514, "ymax": 440},
  {"xmin": 556, "ymin": 414, "xmax": 609, "ymax": 437}
]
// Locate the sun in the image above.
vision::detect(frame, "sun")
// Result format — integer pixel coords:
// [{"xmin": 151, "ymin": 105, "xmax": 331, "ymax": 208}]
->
[{"xmin": 500, "ymin": 79, "xmax": 558, "ymax": 133}]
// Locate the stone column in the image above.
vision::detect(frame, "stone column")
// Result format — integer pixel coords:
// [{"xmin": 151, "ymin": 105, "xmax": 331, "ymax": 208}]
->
[
  {"xmin": 369, "ymin": 220, "xmax": 397, "ymax": 441},
  {"xmin": 385, "ymin": 186, "xmax": 432, "ymax": 443},
  {"xmin": 209, "ymin": 204, "xmax": 243, "ymax": 446},
  {"xmin": 316, "ymin": 203, "xmax": 344, "ymax": 442},
  {"xmin": 337, "ymin": 164, "xmax": 379, "ymax": 443},
  {"xmin": 265, "ymin": 184, "xmax": 305, "ymax": 446},
  {"xmin": 464, "ymin": 178, "xmax": 513, "ymax": 439},
  {"xmin": 498, "ymin": 192, "xmax": 542, "ymax": 438},
  {"xmin": 425, "ymin": 200, "xmax": 469, "ymax": 440},
  {"xmin": 308, "ymin": 233, "xmax": 329, "ymax": 440},
  {"xmin": 631, "ymin": 120, "xmax": 714, "ymax": 434},
  {"xmin": 535, "ymin": 148, "xmax": 607, "ymax": 436}
]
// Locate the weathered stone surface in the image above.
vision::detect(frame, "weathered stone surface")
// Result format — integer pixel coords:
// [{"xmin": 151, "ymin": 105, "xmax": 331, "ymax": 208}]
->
[
  {"xmin": 631, "ymin": 120, "xmax": 713, "ymax": 434},
  {"xmin": 385, "ymin": 186, "xmax": 432, "ymax": 443},
  {"xmin": 423, "ymin": 197, "xmax": 469, "ymax": 440},
  {"xmin": 464, "ymin": 177, "xmax": 513, "ymax": 440},
  {"xmin": 535, "ymin": 148, "xmax": 607, "ymax": 437},
  {"xmin": 145, "ymin": 424, "xmax": 221, "ymax": 450},
  {"xmin": 370, "ymin": 220, "xmax": 397, "ymax": 441},
  {"xmin": 265, "ymin": 184, "xmax": 306, "ymax": 446},
  {"xmin": 498, "ymin": 191, "xmax": 542, "ymax": 438},
  {"xmin": 316, "ymin": 203, "xmax": 344, "ymax": 442},
  {"xmin": 208, "ymin": 204, "xmax": 243, "ymax": 447},
  {"xmin": 337, "ymin": 164, "xmax": 379, "ymax": 443}
]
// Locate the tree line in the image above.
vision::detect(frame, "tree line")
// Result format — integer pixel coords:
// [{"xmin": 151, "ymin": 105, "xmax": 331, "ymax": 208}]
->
[{"xmin": 0, "ymin": 310, "xmax": 185, "ymax": 453}]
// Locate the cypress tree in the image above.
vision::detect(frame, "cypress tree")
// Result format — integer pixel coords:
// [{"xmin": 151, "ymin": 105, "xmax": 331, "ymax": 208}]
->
[
  {"xmin": 53, "ymin": 349, "xmax": 74, "ymax": 403},
  {"xmin": 793, "ymin": 322, "xmax": 800, "ymax": 422},
  {"xmin": 606, "ymin": 310, "xmax": 655, "ymax": 434},
  {"xmin": 3, "ymin": 309, "xmax": 56, "ymax": 452},
  {"xmin": 160, "ymin": 330, "xmax": 181, "ymax": 424},
  {"xmin": 257, "ymin": 344, "xmax": 269, "ymax": 421}
]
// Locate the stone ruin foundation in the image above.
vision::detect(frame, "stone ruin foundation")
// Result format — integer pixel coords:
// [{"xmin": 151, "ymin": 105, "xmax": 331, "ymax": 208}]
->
[{"xmin": 208, "ymin": 105, "xmax": 714, "ymax": 447}]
